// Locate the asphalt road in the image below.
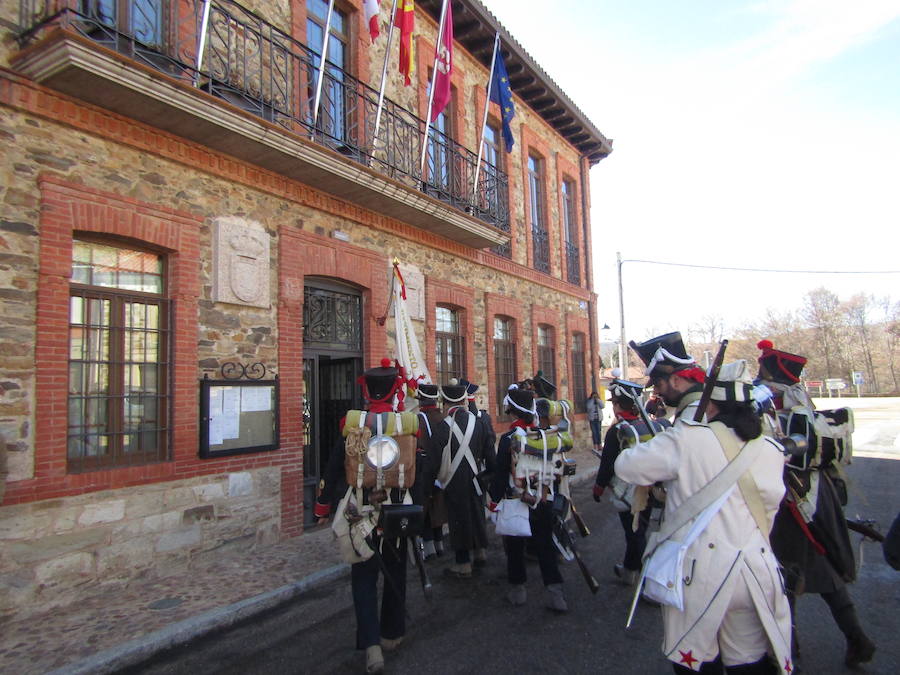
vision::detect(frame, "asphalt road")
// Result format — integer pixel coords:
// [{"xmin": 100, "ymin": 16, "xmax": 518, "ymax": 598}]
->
[{"xmin": 128, "ymin": 400, "xmax": 900, "ymax": 675}]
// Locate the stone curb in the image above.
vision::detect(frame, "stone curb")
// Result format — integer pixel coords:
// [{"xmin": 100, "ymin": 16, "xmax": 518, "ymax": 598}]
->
[{"xmin": 48, "ymin": 563, "xmax": 350, "ymax": 675}]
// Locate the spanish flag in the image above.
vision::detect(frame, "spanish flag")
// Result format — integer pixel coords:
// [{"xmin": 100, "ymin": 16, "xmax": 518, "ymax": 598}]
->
[{"xmin": 394, "ymin": 0, "xmax": 415, "ymax": 86}]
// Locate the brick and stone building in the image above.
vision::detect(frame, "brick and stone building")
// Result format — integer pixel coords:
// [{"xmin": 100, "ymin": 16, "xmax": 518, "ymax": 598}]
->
[{"xmin": 0, "ymin": 0, "xmax": 611, "ymax": 617}]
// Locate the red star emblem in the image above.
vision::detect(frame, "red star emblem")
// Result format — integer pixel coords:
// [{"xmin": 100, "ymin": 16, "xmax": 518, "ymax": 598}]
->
[
  {"xmin": 679, "ymin": 650, "xmax": 698, "ymax": 668},
  {"xmin": 784, "ymin": 657, "xmax": 793, "ymax": 673}
]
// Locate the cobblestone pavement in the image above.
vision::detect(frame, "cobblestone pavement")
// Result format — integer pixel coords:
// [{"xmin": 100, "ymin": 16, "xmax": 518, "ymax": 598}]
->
[
  {"xmin": 0, "ymin": 448, "xmax": 600, "ymax": 675},
  {"xmin": 0, "ymin": 521, "xmax": 344, "ymax": 674}
]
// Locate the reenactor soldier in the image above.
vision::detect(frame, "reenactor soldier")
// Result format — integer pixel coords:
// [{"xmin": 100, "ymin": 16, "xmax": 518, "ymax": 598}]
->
[
  {"xmin": 758, "ymin": 340, "xmax": 876, "ymax": 669},
  {"xmin": 616, "ymin": 333, "xmax": 792, "ymax": 674},
  {"xmin": 413, "ymin": 383, "xmax": 447, "ymax": 559},
  {"xmin": 593, "ymin": 379, "xmax": 670, "ymax": 585},
  {"xmin": 315, "ymin": 359, "xmax": 420, "ymax": 674},
  {"xmin": 489, "ymin": 384, "xmax": 569, "ymax": 612},
  {"xmin": 420, "ymin": 382, "xmax": 493, "ymax": 578}
]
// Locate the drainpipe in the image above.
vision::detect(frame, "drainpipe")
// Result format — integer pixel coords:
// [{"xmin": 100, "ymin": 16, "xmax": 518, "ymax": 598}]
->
[{"xmin": 579, "ymin": 156, "xmax": 597, "ymax": 392}]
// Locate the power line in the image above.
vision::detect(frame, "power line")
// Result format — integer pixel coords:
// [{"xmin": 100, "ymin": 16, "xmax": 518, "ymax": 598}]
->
[{"xmin": 621, "ymin": 259, "xmax": 900, "ymax": 274}]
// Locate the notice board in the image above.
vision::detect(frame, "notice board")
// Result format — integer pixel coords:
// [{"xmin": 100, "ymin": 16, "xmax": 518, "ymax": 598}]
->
[{"xmin": 200, "ymin": 378, "xmax": 279, "ymax": 458}]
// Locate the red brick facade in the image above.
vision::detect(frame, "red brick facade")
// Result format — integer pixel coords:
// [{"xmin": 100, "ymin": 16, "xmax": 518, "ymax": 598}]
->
[{"xmin": 0, "ymin": 2, "xmax": 605, "ymax": 570}]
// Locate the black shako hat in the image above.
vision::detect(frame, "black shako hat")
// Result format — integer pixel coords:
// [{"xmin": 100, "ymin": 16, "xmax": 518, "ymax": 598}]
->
[
  {"xmin": 608, "ymin": 378, "xmax": 644, "ymax": 407},
  {"xmin": 361, "ymin": 358, "xmax": 400, "ymax": 402},
  {"xmin": 440, "ymin": 383, "xmax": 468, "ymax": 404},
  {"xmin": 757, "ymin": 340, "xmax": 807, "ymax": 385},
  {"xmin": 532, "ymin": 371, "xmax": 557, "ymax": 399},
  {"xmin": 458, "ymin": 378, "xmax": 479, "ymax": 397},
  {"xmin": 504, "ymin": 385, "xmax": 536, "ymax": 418},
  {"xmin": 630, "ymin": 332, "xmax": 696, "ymax": 378},
  {"xmin": 415, "ymin": 383, "xmax": 440, "ymax": 403}
]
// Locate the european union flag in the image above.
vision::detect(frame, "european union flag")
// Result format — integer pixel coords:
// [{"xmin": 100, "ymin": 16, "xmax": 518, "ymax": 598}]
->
[{"xmin": 489, "ymin": 48, "xmax": 516, "ymax": 152}]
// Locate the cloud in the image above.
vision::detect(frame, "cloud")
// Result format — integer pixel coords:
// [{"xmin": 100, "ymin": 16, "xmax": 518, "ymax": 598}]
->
[{"xmin": 723, "ymin": 0, "xmax": 900, "ymax": 93}]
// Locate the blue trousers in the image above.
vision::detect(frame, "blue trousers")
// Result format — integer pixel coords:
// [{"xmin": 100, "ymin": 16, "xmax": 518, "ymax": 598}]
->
[{"xmin": 350, "ymin": 536, "xmax": 407, "ymax": 649}]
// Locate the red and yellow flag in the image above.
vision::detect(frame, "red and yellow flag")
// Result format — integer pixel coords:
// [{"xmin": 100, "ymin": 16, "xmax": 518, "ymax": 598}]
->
[{"xmin": 394, "ymin": 0, "xmax": 415, "ymax": 86}]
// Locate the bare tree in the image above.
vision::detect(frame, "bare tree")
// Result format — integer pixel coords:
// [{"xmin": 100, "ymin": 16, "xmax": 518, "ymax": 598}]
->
[
  {"xmin": 843, "ymin": 294, "xmax": 879, "ymax": 393},
  {"xmin": 883, "ymin": 298, "xmax": 900, "ymax": 393},
  {"xmin": 690, "ymin": 313, "xmax": 725, "ymax": 345},
  {"xmin": 801, "ymin": 287, "xmax": 846, "ymax": 379}
]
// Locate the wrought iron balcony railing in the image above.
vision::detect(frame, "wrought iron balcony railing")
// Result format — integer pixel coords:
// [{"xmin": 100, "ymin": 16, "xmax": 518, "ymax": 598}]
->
[
  {"xmin": 17, "ymin": 0, "xmax": 509, "ymax": 236},
  {"xmin": 532, "ymin": 225, "xmax": 550, "ymax": 274},
  {"xmin": 565, "ymin": 241, "xmax": 580, "ymax": 285}
]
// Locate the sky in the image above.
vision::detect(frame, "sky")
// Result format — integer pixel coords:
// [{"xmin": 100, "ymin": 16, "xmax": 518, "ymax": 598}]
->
[{"xmin": 486, "ymin": 0, "xmax": 900, "ymax": 345}]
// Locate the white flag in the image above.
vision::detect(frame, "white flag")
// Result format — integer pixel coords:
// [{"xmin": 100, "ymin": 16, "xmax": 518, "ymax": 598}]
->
[{"xmin": 391, "ymin": 262, "xmax": 431, "ymax": 389}]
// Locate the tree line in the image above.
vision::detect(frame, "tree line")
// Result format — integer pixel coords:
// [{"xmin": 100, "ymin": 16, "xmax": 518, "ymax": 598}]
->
[{"xmin": 684, "ymin": 288, "xmax": 900, "ymax": 395}]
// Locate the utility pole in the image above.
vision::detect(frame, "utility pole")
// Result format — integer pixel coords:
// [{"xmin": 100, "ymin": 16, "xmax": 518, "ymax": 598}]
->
[{"xmin": 617, "ymin": 251, "xmax": 627, "ymax": 378}]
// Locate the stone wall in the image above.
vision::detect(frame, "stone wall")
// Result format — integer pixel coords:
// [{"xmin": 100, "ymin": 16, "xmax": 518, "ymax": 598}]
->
[{"xmin": 0, "ymin": 467, "xmax": 281, "ymax": 620}]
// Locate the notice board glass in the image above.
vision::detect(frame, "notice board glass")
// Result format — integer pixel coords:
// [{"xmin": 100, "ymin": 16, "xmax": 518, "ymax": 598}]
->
[{"xmin": 200, "ymin": 378, "xmax": 279, "ymax": 458}]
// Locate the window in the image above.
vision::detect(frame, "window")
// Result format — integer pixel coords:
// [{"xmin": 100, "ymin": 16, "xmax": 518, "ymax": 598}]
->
[
  {"xmin": 427, "ymin": 106, "xmax": 453, "ymax": 195},
  {"xmin": 493, "ymin": 316, "xmax": 517, "ymax": 419},
  {"xmin": 435, "ymin": 306, "xmax": 464, "ymax": 384},
  {"xmin": 528, "ymin": 155, "xmax": 549, "ymax": 273},
  {"xmin": 81, "ymin": 1, "xmax": 164, "ymax": 47},
  {"xmin": 68, "ymin": 239, "xmax": 170, "ymax": 471},
  {"xmin": 571, "ymin": 333, "xmax": 587, "ymax": 412},
  {"xmin": 537, "ymin": 324, "xmax": 555, "ymax": 386},
  {"xmin": 307, "ymin": 0, "xmax": 349, "ymax": 142},
  {"xmin": 562, "ymin": 179, "xmax": 580, "ymax": 284},
  {"xmin": 485, "ymin": 123, "xmax": 511, "ymax": 258}
]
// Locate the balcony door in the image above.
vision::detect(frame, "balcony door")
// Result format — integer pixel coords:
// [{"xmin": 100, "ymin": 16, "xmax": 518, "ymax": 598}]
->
[
  {"xmin": 306, "ymin": 0, "xmax": 349, "ymax": 146},
  {"xmin": 80, "ymin": 0, "xmax": 164, "ymax": 47}
]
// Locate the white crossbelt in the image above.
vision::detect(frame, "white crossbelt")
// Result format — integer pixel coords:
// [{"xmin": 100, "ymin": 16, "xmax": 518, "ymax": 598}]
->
[{"xmin": 443, "ymin": 413, "xmax": 482, "ymax": 495}]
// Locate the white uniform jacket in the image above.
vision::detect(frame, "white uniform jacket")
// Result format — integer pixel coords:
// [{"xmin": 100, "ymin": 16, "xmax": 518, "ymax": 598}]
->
[{"xmin": 615, "ymin": 418, "xmax": 793, "ymax": 673}]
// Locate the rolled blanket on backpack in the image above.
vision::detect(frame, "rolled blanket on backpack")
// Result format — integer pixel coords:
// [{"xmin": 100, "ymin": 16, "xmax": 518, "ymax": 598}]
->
[{"xmin": 342, "ymin": 410, "xmax": 419, "ymax": 437}]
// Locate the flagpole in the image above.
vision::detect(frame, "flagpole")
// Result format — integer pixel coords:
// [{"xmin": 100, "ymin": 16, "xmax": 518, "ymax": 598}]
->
[
  {"xmin": 419, "ymin": 0, "xmax": 449, "ymax": 178},
  {"xmin": 193, "ymin": 0, "xmax": 212, "ymax": 87},
  {"xmin": 372, "ymin": 0, "xmax": 399, "ymax": 149},
  {"xmin": 472, "ymin": 32, "xmax": 500, "ymax": 205},
  {"xmin": 312, "ymin": 0, "xmax": 336, "ymax": 128}
]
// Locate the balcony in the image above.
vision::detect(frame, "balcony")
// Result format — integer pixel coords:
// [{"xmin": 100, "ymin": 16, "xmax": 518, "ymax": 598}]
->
[
  {"xmin": 13, "ymin": 0, "xmax": 509, "ymax": 249},
  {"xmin": 565, "ymin": 241, "xmax": 580, "ymax": 285}
]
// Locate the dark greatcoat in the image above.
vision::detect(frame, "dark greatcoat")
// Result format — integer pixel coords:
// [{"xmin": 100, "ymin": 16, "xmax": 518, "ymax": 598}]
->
[
  {"xmin": 415, "ymin": 406, "xmax": 449, "ymax": 527},
  {"xmin": 488, "ymin": 427, "xmax": 518, "ymax": 503},
  {"xmin": 770, "ymin": 466, "xmax": 856, "ymax": 595},
  {"xmin": 422, "ymin": 406, "xmax": 493, "ymax": 552},
  {"xmin": 468, "ymin": 401, "xmax": 498, "ymax": 473}
]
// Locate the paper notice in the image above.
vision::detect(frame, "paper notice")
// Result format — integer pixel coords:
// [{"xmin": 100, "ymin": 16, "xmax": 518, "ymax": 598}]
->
[
  {"xmin": 221, "ymin": 387, "xmax": 240, "ymax": 439},
  {"xmin": 209, "ymin": 388, "xmax": 224, "ymax": 445},
  {"xmin": 242, "ymin": 386, "xmax": 272, "ymax": 412}
]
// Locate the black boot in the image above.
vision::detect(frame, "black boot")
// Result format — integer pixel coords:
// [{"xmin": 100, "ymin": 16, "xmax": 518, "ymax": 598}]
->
[
  {"xmin": 724, "ymin": 655, "xmax": 778, "ymax": 674},
  {"xmin": 672, "ymin": 657, "xmax": 724, "ymax": 674},
  {"xmin": 821, "ymin": 587, "xmax": 876, "ymax": 667}
]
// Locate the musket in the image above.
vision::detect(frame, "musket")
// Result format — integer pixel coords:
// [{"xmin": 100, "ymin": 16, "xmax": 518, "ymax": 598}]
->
[
  {"xmin": 554, "ymin": 511, "xmax": 600, "ymax": 594},
  {"xmin": 570, "ymin": 501, "xmax": 590, "ymax": 538},
  {"xmin": 363, "ymin": 531, "xmax": 413, "ymax": 620},
  {"xmin": 847, "ymin": 518, "xmax": 884, "ymax": 542},
  {"xmin": 624, "ymin": 373, "xmax": 663, "ymax": 628},
  {"xmin": 694, "ymin": 339, "xmax": 729, "ymax": 422},
  {"xmin": 411, "ymin": 535, "xmax": 434, "ymax": 599}
]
